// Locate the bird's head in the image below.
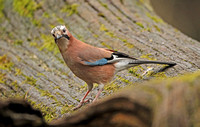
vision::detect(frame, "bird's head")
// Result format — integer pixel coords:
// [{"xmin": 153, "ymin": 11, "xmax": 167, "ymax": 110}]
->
[{"xmin": 51, "ymin": 25, "xmax": 71, "ymax": 44}]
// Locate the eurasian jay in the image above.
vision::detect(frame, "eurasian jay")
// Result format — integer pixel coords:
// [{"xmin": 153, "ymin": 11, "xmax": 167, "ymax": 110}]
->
[{"xmin": 51, "ymin": 25, "xmax": 176, "ymax": 110}]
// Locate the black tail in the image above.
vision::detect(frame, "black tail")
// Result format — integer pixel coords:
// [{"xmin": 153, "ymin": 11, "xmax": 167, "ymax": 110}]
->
[{"xmin": 131, "ymin": 60, "xmax": 176, "ymax": 67}]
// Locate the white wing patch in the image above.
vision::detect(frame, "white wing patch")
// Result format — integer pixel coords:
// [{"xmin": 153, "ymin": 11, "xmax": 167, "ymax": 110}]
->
[
  {"xmin": 107, "ymin": 55, "xmax": 127, "ymax": 63},
  {"xmin": 114, "ymin": 59, "xmax": 139, "ymax": 72}
]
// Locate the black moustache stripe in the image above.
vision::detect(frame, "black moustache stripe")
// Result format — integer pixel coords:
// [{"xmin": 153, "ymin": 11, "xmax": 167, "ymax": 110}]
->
[
  {"xmin": 55, "ymin": 34, "xmax": 70, "ymax": 43},
  {"xmin": 63, "ymin": 34, "xmax": 70, "ymax": 40}
]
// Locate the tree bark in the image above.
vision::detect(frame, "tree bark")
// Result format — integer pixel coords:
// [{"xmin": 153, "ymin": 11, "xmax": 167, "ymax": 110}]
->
[
  {"xmin": 1, "ymin": 71, "xmax": 200, "ymax": 127},
  {"xmin": 0, "ymin": 0, "xmax": 200, "ymax": 122},
  {"xmin": 50, "ymin": 71, "xmax": 200, "ymax": 127}
]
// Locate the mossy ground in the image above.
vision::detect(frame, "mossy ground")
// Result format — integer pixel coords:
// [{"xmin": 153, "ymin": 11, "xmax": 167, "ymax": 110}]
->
[
  {"xmin": 13, "ymin": 0, "xmax": 39, "ymax": 18},
  {"xmin": 0, "ymin": 0, "xmax": 4, "ymax": 19},
  {"xmin": 39, "ymin": 34, "xmax": 60, "ymax": 55},
  {"xmin": 1, "ymin": 0, "xmax": 199, "ymax": 123},
  {"xmin": 61, "ymin": 3, "xmax": 79, "ymax": 16},
  {"xmin": 0, "ymin": 55, "xmax": 14, "ymax": 70}
]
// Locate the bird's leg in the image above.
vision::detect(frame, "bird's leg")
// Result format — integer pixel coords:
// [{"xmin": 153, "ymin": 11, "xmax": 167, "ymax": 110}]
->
[
  {"xmin": 93, "ymin": 84, "xmax": 104, "ymax": 102},
  {"xmin": 72, "ymin": 90, "xmax": 91, "ymax": 110},
  {"xmin": 73, "ymin": 83, "xmax": 93, "ymax": 110}
]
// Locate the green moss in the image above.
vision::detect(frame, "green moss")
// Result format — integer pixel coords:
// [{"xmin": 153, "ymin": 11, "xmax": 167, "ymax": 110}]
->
[
  {"xmin": 76, "ymin": 34, "xmax": 85, "ymax": 42},
  {"xmin": 136, "ymin": 0, "xmax": 144, "ymax": 5},
  {"xmin": 117, "ymin": 16, "xmax": 122, "ymax": 21},
  {"xmin": 13, "ymin": 0, "xmax": 42, "ymax": 26},
  {"xmin": 100, "ymin": 24, "xmax": 116, "ymax": 38},
  {"xmin": 57, "ymin": 57, "xmax": 65, "ymax": 64},
  {"xmin": 0, "ymin": 72, "xmax": 5, "ymax": 84},
  {"xmin": 144, "ymin": 27, "xmax": 151, "ymax": 32},
  {"xmin": 23, "ymin": 75, "xmax": 58, "ymax": 103},
  {"xmin": 13, "ymin": 0, "xmax": 40, "ymax": 18},
  {"xmin": 39, "ymin": 34, "xmax": 59, "ymax": 55},
  {"xmin": 55, "ymin": 91, "xmax": 63, "ymax": 98},
  {"xmin": 29, "ymin": 42, "xmax": 38, "ymax": 47},
  {"xmin": 154, "ymin": 25, "xmax": 161, "ymax": 32},
  {"xmin": 28, "ymin": 100, "xmax": 57, "ymax": 122},
  {"xmin": 146, "ymin": 12, "xmax": 164, "ymax": 23},
  {"xmin": 56, "ymin": 18, "xmax": 65, "ymax": 24},
  {"xmin": 92, "ymin": 83, "xmax": 98, "ymax": 89},
  {"xmin": 142, "ymin": 68, "xmax": 166, "ymax": 79},
  {"xmin": 24, "ymin": 76, "xmax": 37, "ymax": 86},
  {"xmin": 93, "ymin": 34, "xmax": 99, "ymax": 38},
  {"xmin": 101, "ymin": 42, "xmax": 112, "ymax": 49},
  {"xmin": 0, "ymin": 55, "xmax": 14, "ymax": 70},
  {"xmin": 99, "ymin": 24, "xmax": 134, "ymax": 49},
  {"xmin": 98, "ymin": 13, "xmax": 105, "ymax": 18},
  {"xmin": 106, "ymin": 32, "xmax": 115, "ymax": 38},
  {"xmin": 61, "ymin": 3, "xmax": 79, "ymax": 16},
  {"xmin": 100, "ymin": 24, "xmax": 109, "ymax": 32},
  {"xmin": 79, "ymin": 83, "xmax": 87, "ymax": 91},
  {"xmin": 98, "ymin": 0, "xmax": 108, "ymax": 9},
  {"xmin": 129, "ymin": 66, "xmax": 143, "ymax": 79},
  {"xmin": 37, "ymin": 72, "xmax": 45, "ymax": 77},
  {"xmin": 8, "ymin": 32, "xmax": 14, "ymax": 39},
  {"xmin": 14, "ymin": 67, "xmax": 22, "ymax": 76},
  {"xmin": 140, "ymin": 54, "xmax": 157, "ymax": 61},
  {"xmin": 120, "ymin": 0, "xmax": 124, "ymax": 4},
  {"xmin": 49, "ymin": 24, "xmax": 56, "ymax": 29},
  {"xmin": 32, "ymin": 19, "xmax": 41, "ymax": 27},
  {"xmin": 42, "ymin": 12, "xmax": 50, "ymax": 18},
  {"xmin": 117, "ymin": 75, "xmax": 131, "ymax": 84},
  {"xmin": 60, "ymin": 105, "xmax": 71, "ymax": 115},
  {"xmin": 14, "ymin": 40, "xmax": 23, "ymax": 45},
  {"xmin": 11, "ymin": 81, "xmax": 19, "ymax": 90},
  {"xmin": 123, "ymin": 40, "xmax": 134, "ymax": 48},
  {"xmin": 153, "ymin": 71, "xmax": 167, "ymax": 79},
  {"xmin": 136, "ymin": 22, "xmax": 144, "ymax": 28},
  {"xmin": 104, "ymin": 83, "xmax": 120, "ymax": 93},
  {"xmin": 0, "ymin": 0, "xmax": 4, "ymax": 19},
  {"xmin": 40, "ymin": 90, "xmax": 57, "ymax": 101}
]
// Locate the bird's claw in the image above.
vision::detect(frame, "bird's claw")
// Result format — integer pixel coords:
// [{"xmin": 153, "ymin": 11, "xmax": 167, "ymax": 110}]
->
[
  {"xmin": 72, "ymin": 98, "xmax": 93, "ymax": 111},
  {"xmin": 72, "ymin": 103, "xmax": 83, "ymax": 111},
  {"xmin": 83, "ymin": 98, "xmax": 93, "ymax": 103}
]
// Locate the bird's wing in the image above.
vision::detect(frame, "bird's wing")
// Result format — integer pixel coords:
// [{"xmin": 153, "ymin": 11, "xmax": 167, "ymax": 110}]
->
[
  {"xmin": 78, "ymin": 47, "xmax": 137, "ymax": 66},
  {"xmin": 78, "ymin": 46, "xmax": 176, "ymax": 68}
]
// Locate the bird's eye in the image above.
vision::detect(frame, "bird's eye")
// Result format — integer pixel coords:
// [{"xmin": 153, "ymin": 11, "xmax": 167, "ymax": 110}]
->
[{"xmin": 63, "ymin": 29, "xmax": 66, "ymax": 32}]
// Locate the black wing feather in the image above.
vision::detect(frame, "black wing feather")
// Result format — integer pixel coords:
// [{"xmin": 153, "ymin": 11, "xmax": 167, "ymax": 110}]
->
[{"xmin": 113, "ymin": 51, "xmax": 137, "ymax": 60}]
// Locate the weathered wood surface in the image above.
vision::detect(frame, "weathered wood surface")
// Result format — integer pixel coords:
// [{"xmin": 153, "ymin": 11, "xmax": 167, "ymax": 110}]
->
[
  {"xmin": 0, "ymin": 0, "xmax": 200, "ymax": 122},
  {"xmin": 1, "ymin": 71, "xmax": 200, "ymax": 127},
  {"xmin": 50, "ymin": 71, "xmax": 200, "ymax": 127}
]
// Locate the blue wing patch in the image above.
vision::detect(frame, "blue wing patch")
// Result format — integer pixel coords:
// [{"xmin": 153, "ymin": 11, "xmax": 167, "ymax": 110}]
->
[{"xmin": 84, "ymin": 58, "xmax": 108, "ymax": 66}]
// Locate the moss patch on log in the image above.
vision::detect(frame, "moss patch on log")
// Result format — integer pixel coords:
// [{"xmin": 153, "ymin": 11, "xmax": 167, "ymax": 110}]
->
[
  {"xmin": 39, "ymin": 34, "xmax": 59, "ymax": 55},
  {"xmin": 0, "ymin": 55, "xmax": 14, "ymax": 70},
  {"xmin": 61, "ymin": 3, "xmax": 79, "ymax": 16},
  {"xmin": 0, "ymin": 0, "xmax": 4, "ymax": 19},
  {"xmin": 13, "ymin": 0, "xmax": 40, "ymax": 18}
]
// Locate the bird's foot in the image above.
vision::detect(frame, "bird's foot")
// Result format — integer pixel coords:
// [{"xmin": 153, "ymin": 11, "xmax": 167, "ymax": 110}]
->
[
  {"xmin": 72, "ymin": 103, "xmax": 83, "ymax": 111},
  {"xmin": 84, "ymin": 98, "xmax": 93, "ymax": 103},
  {"xmin": 72, "ymin": 98, "xmax": 93, "ymax": 111}
]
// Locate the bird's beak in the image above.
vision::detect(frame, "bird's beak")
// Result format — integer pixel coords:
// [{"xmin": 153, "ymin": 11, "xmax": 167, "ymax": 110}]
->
[
  {"xmin": 54, "ymin": 34, "xmax": 62, "ymax": 43},
  {"xmin": 54, "ymin": 34, "xmax": 70, "ymax": 43},
  {"xmin": 56, "ymin": 34, "xmax": 62, "ymax": 39}
]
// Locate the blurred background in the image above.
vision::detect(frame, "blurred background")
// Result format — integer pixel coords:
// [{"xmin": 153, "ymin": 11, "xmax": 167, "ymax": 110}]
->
[{"xmin": 151, "ymin": 0, "xmax": 200, "ymax": 41}]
